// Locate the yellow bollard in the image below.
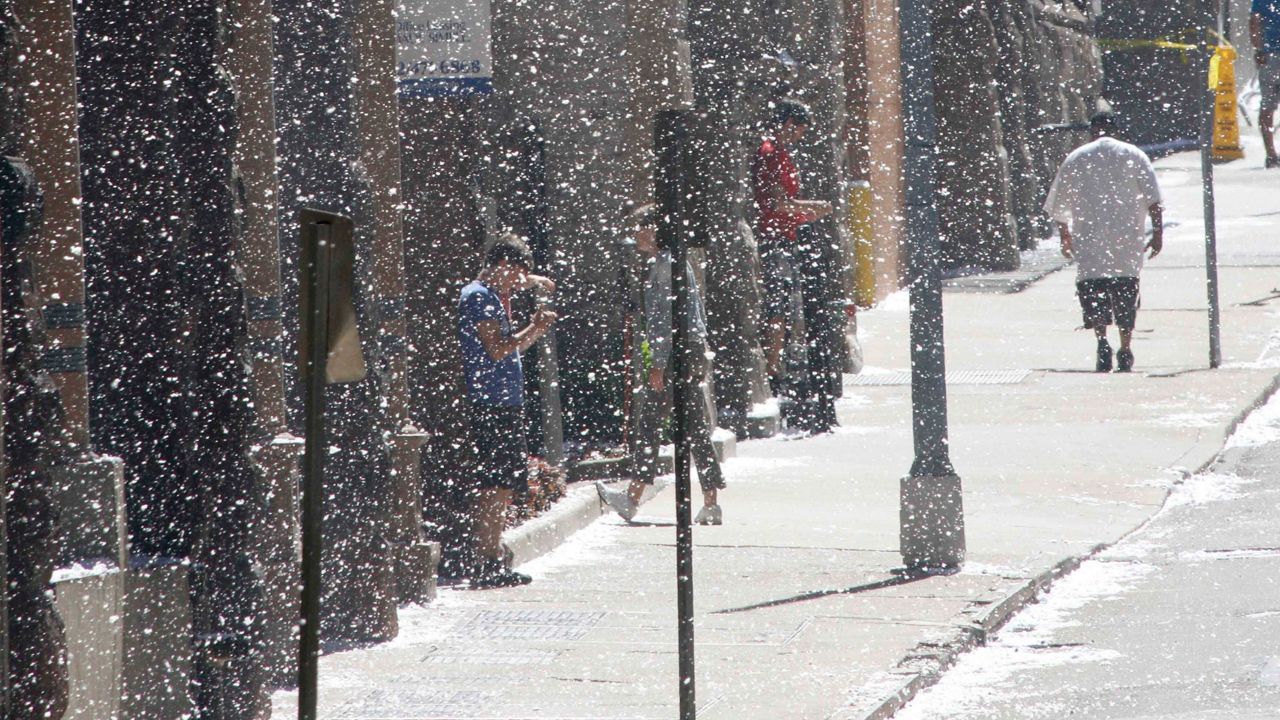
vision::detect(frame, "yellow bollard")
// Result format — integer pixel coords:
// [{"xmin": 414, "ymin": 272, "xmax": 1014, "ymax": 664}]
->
[
  {"xmin": 847, "ymin": 180, "xmax": 876, "ymax": 308},
  {"xmin": 1211, "ymin": 45, "xmax": 1245, "ymax": 162}
]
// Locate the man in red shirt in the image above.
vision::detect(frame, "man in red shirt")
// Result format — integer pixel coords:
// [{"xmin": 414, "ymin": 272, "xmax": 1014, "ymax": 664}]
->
[{"xmin": 752, "ymin": 99, "xmax": 833, "ymax": 390}]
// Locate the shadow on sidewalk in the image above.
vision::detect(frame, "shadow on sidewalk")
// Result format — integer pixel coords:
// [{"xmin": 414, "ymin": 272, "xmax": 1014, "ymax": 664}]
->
[{"xmin": 712, "ymin": 569, "xmax": 934, "ymax": 615}]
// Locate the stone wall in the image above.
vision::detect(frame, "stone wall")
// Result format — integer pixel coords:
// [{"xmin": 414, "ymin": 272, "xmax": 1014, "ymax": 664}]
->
[{"xmin": 931, "ymin": 0, "xmax": 1101, "ymax": 270}]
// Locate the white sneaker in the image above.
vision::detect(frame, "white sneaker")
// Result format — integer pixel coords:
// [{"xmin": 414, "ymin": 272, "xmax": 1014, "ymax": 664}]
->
[
  {"xmin": 596, "ymin": 481, "xmax": 637, "ymax": 521},
  {"xmin": 694, "ymin": 504, "xmax": 722, "ymax": 526}
]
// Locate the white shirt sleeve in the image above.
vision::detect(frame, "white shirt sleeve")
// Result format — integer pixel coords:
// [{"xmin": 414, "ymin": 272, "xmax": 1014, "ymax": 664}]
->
[
  {"xmin": 1044, "ymin": 158, "xmax": 1074, "ymax": 224},
  {"xmin": 1136, "ymin": 150, "xmax": 1161, "ymax": 207}
]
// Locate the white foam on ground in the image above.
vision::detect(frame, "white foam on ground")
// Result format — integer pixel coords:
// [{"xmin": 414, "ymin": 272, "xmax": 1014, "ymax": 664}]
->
[
  {"xmin": 50, "ymin": 561, "xmax": 118, "ymax": 583},
  {"xmin": 1163, "ymin": 471, "xmax": 1258, "ymax": 508},
  {"xmin": 516, "ymin": 515, "xmax": 626, "ymax": 577},
  {"xmin": 895, "ymin": 559, "xmax": 1152, "ymax": 720},
  {"xmin": 874, "ymin": 288, "xmax": 911, "ymax": 313},
  {"xmin": 1226, "ymin": 387, "xmax": 1280, "ymax": 447}
]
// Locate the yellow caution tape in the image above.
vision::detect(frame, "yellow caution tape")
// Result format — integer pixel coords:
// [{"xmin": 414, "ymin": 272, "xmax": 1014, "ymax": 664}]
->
[{"xmin": 1097, "ymin": 38, "xmax": 1200, "ymax": 52}]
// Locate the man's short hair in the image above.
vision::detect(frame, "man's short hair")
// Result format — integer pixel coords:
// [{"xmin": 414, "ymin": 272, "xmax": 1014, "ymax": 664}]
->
[
  {"xmin": 626, "ymin": 203, "xmax": 658, "ymax": 231},
  {"xmin": 484, "ymin": 233, "xmax": 534, "ymax": 271},
  {"xmin": 771, "ymin": 98, "xmax": 811, "ymax": 128},
  {"xmin": 1089, "ymin": 111, "xmax": 1119, "ymax": 131}
]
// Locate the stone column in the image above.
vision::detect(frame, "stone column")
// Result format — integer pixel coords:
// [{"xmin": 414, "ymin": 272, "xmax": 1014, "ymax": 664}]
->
[
  {"xmin": 11, "ymin": 3, "xmax": 135, "ymax": 717},
  {"xmin": 224, "ymin": 0, "xmax": 307, "ymax": 686},
  {"xmin": 13, "ymin": 0, "xmax": 89, "ymax": 450},
  {"xmin": 687, "ymin": 0, "xmax": 780, "ymax": 435},
  {"xmin": 400, "ymin": 95, "xmax": 484, "ymax": 578},
  {"xmin": 274, "ymin": 0, "xmax": 398, "ymax": 644},
  {"xmin": 1, "ymin": 136, "xmax": 71, "ymax": 720},
  {"xmin": 933, "ymin": 0, "xmax": 1019, "ymax": 272},
  {"xmin": 15, "ymin": 0, "xmax": 129, "ymax": 578},
  {"xmin": 354, "ymin": 0, "xmax": 436, "ymax": 603},
  {"xmin": 621, "ymin": 0, "xmax": 693, "ymax": 206},
  {"xmin": 991, "ymin": 1, "xmax": 1043, "ymax": 248}
]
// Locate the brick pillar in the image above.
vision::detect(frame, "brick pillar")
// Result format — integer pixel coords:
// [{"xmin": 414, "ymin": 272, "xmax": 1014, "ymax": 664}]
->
[
  {"xmin": 862, "ymin": 0, "xmax": 907, "ymax": 302},
  {"xmin": 224, "ymin": 0, "xmax": 306, "ymax": 686},
  {"xmin": 354, "ymin": 0, "xmax": 437, "ymax": 603}
]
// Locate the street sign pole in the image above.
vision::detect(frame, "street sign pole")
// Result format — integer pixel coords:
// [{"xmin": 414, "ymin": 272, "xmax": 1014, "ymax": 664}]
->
[
  {"xmin": 656, "ymin": 109, "xmax": 697, "ymax": 720},
  {"xmin": 898, "ymin": 0, "xmax": 965, "ymax": 570},
  {"xmin": 1202, "ymin": 14, "xmax": 1223, "ymax": 369},
  {"xmin": 298, "ymin": 221, "xmax": 332, "ymax": 720}
]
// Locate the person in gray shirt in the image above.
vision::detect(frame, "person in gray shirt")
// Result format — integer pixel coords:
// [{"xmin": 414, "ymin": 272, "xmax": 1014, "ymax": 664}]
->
[
  {"xmin": 1045, "ymin": 112, "xmax": 1163, "ymax": 373},
  {"xmin": 598, "ymin": 204, "xmax": 726, "ymax": 524}
]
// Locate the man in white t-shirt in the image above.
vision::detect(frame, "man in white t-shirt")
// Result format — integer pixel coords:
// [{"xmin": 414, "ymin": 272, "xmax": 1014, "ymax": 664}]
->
[{"xmin": 1045, "ymin": 112, "xmax": 1163, "ymax": 373}]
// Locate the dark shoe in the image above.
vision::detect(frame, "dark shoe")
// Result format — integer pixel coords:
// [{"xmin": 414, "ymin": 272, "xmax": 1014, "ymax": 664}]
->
[
  {"xmin": 1096, "ymin": 339, "xmax": 1113, "ymax": 373},
  {"xmin": 1267, "ymin": 156, "xmax": 1280, "ymax": 169},
  {"xmin": 1116, "ymin": 348, "xmax": 1134, "ymax": 373},
  {"xmin": 470, "ymin": 558, "xmax": 532, "ymax": 589}
]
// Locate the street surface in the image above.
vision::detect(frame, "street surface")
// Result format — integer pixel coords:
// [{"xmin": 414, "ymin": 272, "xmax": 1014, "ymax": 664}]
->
[
  {"xmin": 896, "ymin": 393, "xmax": 1280, "ymax": 720},
  {"xmin": 272, "ymin": 138, "xmax": 1280, "ymax": 719}
]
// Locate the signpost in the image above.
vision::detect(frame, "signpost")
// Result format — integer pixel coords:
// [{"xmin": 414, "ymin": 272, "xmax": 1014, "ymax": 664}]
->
[
  {"xmin": 1201, "ymin": 13, "xmax": 1223, "ymax": 369},
  {"xmin": 297, "ymin": 209, "xmax": 362, "ymax": 720},
  {"xmin": 395, "ymin": 0, "xmax": 493, "ymax": 97},
  {"xmin": 656, "ymin": 108, "xmax": 697, "ymax": 720}
]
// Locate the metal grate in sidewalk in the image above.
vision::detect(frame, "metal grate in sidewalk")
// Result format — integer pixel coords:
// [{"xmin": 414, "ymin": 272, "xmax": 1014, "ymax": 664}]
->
[
  {"xmin": 848, "ymin": 369, "xmax": 1032, "ymax": 387},
  {"xmin": 451, "ymin": 609, "xmax": 607, "ymax": 641},
  {"xmin": 335, "ymin": 689, "xmax": 490, "ymax": 718}
]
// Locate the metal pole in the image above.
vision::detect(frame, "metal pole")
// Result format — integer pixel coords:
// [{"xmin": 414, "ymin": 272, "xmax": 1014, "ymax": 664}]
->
[
  {"xmin": 898, "ymin": 0, "xmax": 965, "ymax": 570},
  {"xmin": 298, "ymin": 221, "xmax": 332, "ymax": 720},
  {"xmin": 656, "ymin": 108, "xmax": 697, "ymax": 720},
  {"xmin": 1202, "ymin": 13, "xmax": 1223, "ymax": 369}
]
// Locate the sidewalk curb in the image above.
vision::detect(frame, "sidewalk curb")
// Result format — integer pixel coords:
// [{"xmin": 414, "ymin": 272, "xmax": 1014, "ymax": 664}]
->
[
  {"xmin": 838, "ymin": 369, "xmax": 1280, "ymax": 720},
  {"xmin": 502, "ymin": 477, "xmax": 670, "ymax": 568},
  {"xmin": 834, "ymin": 551, "xmax": 1097, "ymax": 720}
]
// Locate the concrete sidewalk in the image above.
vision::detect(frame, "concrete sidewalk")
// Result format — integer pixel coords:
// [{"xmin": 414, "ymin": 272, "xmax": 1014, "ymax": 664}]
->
[{"xmin": 271, "ymin": 141, "xmax": 1280, "ymax": 719}]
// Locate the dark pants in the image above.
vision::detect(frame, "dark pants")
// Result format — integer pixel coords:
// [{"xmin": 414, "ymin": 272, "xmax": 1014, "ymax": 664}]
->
[{"xmin": 634, "ymin": 344, "xmax": 725, "ymax": 492}]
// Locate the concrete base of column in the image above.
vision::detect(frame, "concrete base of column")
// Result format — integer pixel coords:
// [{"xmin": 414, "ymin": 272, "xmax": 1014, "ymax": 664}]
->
[
  {"xmin": 122, "ymin": 560, "xmax": 193, "ymax": 718},
  {"xmin": 390, "ymin": 431, "xmax": 438, "ymax": 603},
  {"xmin": 254, "ymin": 434, "xmax": 304, "ymax": 687},
  {"xmin": 392, "ymin": 541, "xmax": 440, "ymax": 604},
  {"xmin": 52, "ymin": 566, "xmax": 124, "ymax": 719},
  {"xmin": 52, "ymin": 455, "xmax": 127, "ymax": 568},
  {"xmin": 899, "ymin": 474, "xmax": 966, "ymax": 571}
]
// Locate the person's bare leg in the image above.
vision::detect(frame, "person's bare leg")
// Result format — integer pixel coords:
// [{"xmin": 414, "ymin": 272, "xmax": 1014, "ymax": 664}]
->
[
  {"xmin": 766, "ymin": 318, "xmax": 786, "ymax": 379},
  {"xmin": 627, "ymin": 479, "xmax": 646, "ymax": 506},
  {"xmin": 702, "ymin": 488, "xmax": 717, "ymax": 507},
  {"xmin": 1094, "ymin": 325, "xmax": 1108, "ymax": 342},
  {"xmin": 473, "ymin": 487, "xmax": 513, "ymax": 561},
  {"xmin": 1119, "ymin": 328, "xmax": 1133, "ymax": 351},
  {"xmin": 1264, "ymin": 109, "xmax": 1278, "ymax": 161}
]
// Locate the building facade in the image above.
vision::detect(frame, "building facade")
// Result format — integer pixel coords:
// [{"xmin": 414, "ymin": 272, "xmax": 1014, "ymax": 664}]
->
[{"xmin": 1, "ymin": 0, "xmax": 1100, "ymax": 717}]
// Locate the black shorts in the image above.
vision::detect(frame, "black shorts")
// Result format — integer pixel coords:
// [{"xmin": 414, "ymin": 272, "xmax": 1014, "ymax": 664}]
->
[
  {"xmin": 469, "ymin": 402, "xmax": 528, "ymax": 492},
  {"xmin": 1077, "ymin": 277, "xmax": 1140, "ymax": 331}
]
